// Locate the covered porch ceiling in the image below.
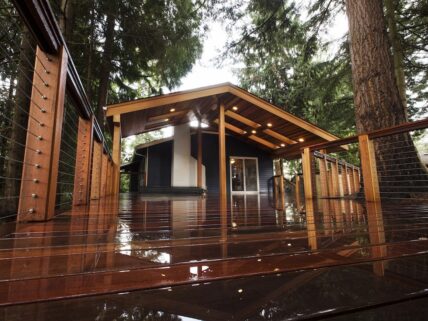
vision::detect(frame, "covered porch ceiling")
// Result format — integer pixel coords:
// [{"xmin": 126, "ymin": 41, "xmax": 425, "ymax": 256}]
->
[{"xmin": 106, "ymin": 83, "xmax": 341, "ymax": 159}]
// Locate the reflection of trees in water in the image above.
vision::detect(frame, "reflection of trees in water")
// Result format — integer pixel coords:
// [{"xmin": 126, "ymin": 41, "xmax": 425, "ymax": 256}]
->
[{"xmin": 95, "ymin": 304, "xmax": 182, "ymax": 321}]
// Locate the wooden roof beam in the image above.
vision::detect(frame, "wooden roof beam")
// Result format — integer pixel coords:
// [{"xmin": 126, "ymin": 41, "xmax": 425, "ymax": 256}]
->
[
  {"xmin": 263, "ymin": 128, "xmax": 297, "ymax": 145},
  {"xmin": 106, "ymin": 83, "xmax": 231, "ymax": 116},
  {"xmin": 213, "ymin": 119, "xmax": 246, "ymax": 135},
  {"xmin": 228, "ymin": 86, "xmax": 339, "ymax": 142},
  {"xmin": 248, "ymin": 135, "xmax": 278, "ymax": 150},
  {"xmin": 147, "ymin": 109, "xmax": 189, "ymax": 122},
  {"xmin": 225, "ymin": 110, "xmax": 262, "ymax": 128},
  {"xmin": 225, "ymin": 110, "xmax": 297, "ymax": 145}
]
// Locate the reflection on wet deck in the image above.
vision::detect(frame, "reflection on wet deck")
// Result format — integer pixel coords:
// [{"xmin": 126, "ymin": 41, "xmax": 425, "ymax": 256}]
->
[{"xmin": 1, "ymin": 193, "xmax": 428, "ymax": 320}]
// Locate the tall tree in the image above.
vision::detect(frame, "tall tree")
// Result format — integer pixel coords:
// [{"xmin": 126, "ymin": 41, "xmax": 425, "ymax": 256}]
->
[{"xmin": 345, "ymin": 0, "xmax": 427, "ymax": 197}]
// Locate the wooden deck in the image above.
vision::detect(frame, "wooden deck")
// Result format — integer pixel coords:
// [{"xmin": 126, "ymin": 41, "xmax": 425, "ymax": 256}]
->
[{"xmin": 1, "ymin": 194, "xmax": 428, "ymax": 320}]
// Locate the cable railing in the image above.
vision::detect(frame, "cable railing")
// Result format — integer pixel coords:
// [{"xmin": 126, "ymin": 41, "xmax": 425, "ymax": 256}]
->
[
  {"xmin": 0, "ymin": 0, "xmax": 118, "ymax": 222},
  {"xmin": 301, "ymin": 118, "xmax": 428, "ymax": 203}
]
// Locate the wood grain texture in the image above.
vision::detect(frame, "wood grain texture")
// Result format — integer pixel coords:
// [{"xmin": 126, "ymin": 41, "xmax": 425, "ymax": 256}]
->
[
  {"xmin": 72, "ymin": 117, "xmax": 93, "ymax": 205},
  {"xmin": 18, "ymin": 46, "xmax": 68, "ymax": 222}
]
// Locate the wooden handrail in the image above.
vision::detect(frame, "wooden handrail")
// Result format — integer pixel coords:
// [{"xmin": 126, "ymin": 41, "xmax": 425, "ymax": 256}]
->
[
  {"xmin": 307, "ymin": 117, "xmax": 428, "ymax": 152},
  {"xmin": 368, "ymin": 117, "xmax": 428, "ymax": 139}
]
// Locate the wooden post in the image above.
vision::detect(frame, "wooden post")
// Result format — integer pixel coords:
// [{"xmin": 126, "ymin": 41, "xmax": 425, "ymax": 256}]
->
[
  {"xmin": 295, "ymin": 175, "xmax": 301, "ymax": 211},
  {"xmin": 366, "ymin": 201, "xmax": 386, "ymax": 276},
  {"xmin": 359, "ymin": 134, "xmax": 380, "ymax": 202},
  {"xmin": 17, "ymin": 46, "xmax": 68, "ymax": 222},
  {"xmin": 341, "ymin": 164, "xmax": 349, "ymax": 196},
  {"xmin": 100, "ymin": 152, "xmax": 108, "ymax": 198},
  {"xmin": 318, "ymin": 152, "xmax": 329, "ymax": 198},
  {"xmin": 301, "ymin": 147, "xmax": 314, "ymax": 199},
  {"xmin": 218, "ymin": 100, "xmax": 227, "ymax": 211},
  {"xmin": 90, "ymin": 141, "xmax": 102, "ymax": 200},
  {"xmin": 317, "ymin": 152, "xmax": 331, "ymax": 233},
  {"xmin": 349, "ymin": 166, "xmax": 356, "ymax": 194},
  {"xmin": 331, "ymin": 159, "xmax": 340, "ymax": 197},
  {"xmin": 112, "ymin": 114, "xmax": 121, "ymax": 195},
  {"xmin": 106, "ymin": 159, "xmax": 112, "ymax": 196},
  {"xmin": 305, "ymin": 198, "xmax": 318, "ymax": 250},
  {"xmin": 72, "ymin": 117, "xmax": 93, "ymax": 205},
  {"xmin": 197, "ymin": 125, "xmax": 203, "ymax": 188}
]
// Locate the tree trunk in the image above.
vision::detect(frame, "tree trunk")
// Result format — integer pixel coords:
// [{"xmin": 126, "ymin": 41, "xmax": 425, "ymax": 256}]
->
[
  {"xmin": 385, "ymin": 0, "xmax": 408, "ymax": 120},
  {"xmin": 59, "ymin": 0, "xmax": 74, "ymax": 40},
  {"xmin": 96, "ymin": 8, "xmax": 116, "ymax": 127},
  {"xmin": 345, "ymin": 0, "xmax": 427, "ymax": 199},
  {"xmin": 86, "ymin": 0, "xmax": 95, "ymax": 103},
  {"xmin": 4, "ymin": 28, "xmax": 35, "ymax": 213}
]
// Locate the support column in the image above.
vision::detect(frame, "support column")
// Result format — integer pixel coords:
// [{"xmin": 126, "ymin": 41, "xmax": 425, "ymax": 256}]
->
[
  {"xmin": 218, "ymin": 100, "xmax": 227, "ymax": 211},
  {"xmin": 72, "ymin": 117, "xmax": 94, "ymax": 206},
  {"xmin": 197, "ymin": 125, "xmax": 203, "ymax": 188},
  {"xmin": 112, "ymin": 114, "xmax": 121, "ymax": 195},
  {"xmin": 359, "ymin": 134, "xmax": 380, "ymax": 202},
  {"xmin": 18, "ymin": 46, "xmax": 68, "ymax": 222},
  {"xmin": 90, "ymin": 141, "xmax": 103, "ymax": 200},
  {"xmin": 301, "ymin": 147, "xmax": 314, "ymax": 199}
]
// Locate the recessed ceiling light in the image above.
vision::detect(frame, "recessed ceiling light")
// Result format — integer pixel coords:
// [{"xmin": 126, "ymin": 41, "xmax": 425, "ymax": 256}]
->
[
  {"xmin": 164, "ymin": 118, "xmax": 169, "ymax": 122},
  {"xmin": 242, "ymin": 131, "xmax": 247, "ymax": 134},
  {"xmin": 232, "ymin": 106, "xmax": 238, "ymax": 111},
  {"xmin": 267, "ymin": 123, "xmax": 272, "ymax": 127},
  {"xmin": 298, "ymin": 138, "xmax": 305, "ymax": 142},
  {"xmin": 251, "ymin": 130, "xmax": 257, "ymax": 134},
  {"xmin": 170, "ymin": 108, "xmax": 175, "ymax": 112},
  {"xmin": 280, "ymin": 143, "xmax": 285, "ymax": 147},
  {"xmin": 238, "ymin": 289, "xmax": 243, "ymax": 293}
]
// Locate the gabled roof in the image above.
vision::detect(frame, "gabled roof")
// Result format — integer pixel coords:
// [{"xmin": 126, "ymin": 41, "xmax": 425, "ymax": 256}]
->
[{"xmin": 106, "ymin": 83, "xmax": 341, "ymax": 159}]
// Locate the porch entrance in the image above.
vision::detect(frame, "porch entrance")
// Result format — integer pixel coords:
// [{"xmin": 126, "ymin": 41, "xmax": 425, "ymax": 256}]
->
[{"xmin": 230, "ymin": 157, "xmax": 259, "ymax": 194}]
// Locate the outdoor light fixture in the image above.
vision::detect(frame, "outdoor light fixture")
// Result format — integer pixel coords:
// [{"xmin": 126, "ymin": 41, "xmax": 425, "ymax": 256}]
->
[
  {"xmin": 230, "ymin": 159, "xmax": 236, "ymax": 164},
  {"xmin": 267, "ymin": 123, "xmax": 272, "ymax": 127},
  {"xmin": 170, "ymin": 108, "xmax": 175, "ymax": 112},
  {"xmin": 298, "ymin": 138, "xmax": 305, "ymax": 142},
  {"xmin": 232, "ymin": 106, "xmax": 238, "ymax": 111},
  {"xmin": 251, "ymin": 130, "xmax": 257, "ymax": 134}
]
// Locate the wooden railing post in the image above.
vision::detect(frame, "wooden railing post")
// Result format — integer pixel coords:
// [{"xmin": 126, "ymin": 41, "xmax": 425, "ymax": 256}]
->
[
  {"xmin": 90, "ymin": 141, "xmax": 103, "ymax": 200},
  {"xmin": 218, "ymin": 100, "xmax": 227, "ymax": 212},
  {"xmin": 358, "ymin": 134, "xmax": 380, "ymax": 202},
  {"xmin": 341, "ymin": 164, "xmax": 349, "ymax": 196},
  {"xmin": 331, "ymin": 159, "xmax": 340, "ymax": 197},
  {"xmin": 302, "ymin": 147, "xmax": 314, "ymax": 199},
  {"xmin": 112, "ymin": 114, "xmax": 121, "ymax": 195},
  {"xmin": 100, "ymin": 151, "xmax": 108, "ymax": 198},
  {"xmin": 17, "ymin": 46, "xmax": 68, "ymax": 222},
  {"xmin": 72, "ymin": 117, "xmax": 93, "ymax": 206}
]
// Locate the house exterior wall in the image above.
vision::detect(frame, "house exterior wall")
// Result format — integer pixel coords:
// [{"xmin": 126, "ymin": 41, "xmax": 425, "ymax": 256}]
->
[
  {"xmin": 191, "ymin": 133, "xmax": 273, "ymax": 194},
  {"xmin": 131, "ymin": 132, "xmax": 273, "ymax": 194},
  {"xmin": 146, "ymin": 141, "xmax": 173, "ymax": 187}
]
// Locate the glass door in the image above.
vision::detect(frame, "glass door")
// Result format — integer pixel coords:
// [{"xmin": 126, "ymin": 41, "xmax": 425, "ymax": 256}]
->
[{"xmin": 230, "ymin": 157, "xmax": 259, "ymax": 194}]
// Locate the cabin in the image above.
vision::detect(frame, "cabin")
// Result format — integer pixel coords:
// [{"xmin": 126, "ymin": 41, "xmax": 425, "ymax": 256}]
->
[
  {"xmin": 3, "ymin": 1, "xmax": 428, "ymax": 318},
  {"xmin": 108, "ymin": 83, "xmax": 340, "ymax": 196}
]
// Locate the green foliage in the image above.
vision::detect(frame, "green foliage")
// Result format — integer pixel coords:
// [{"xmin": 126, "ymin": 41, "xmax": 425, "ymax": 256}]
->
[
  {"xmin": 220, "ymin": 0, "xmax": 355, "ymax": 138},
  {"xmin": 50, "ymin": 0, "xmax": 205, "ymax": 118}
]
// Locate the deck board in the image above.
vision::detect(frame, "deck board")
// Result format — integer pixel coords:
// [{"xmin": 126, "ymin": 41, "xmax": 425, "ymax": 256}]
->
[{"xmin": 1, "ymin": 194, "xmax": 428, "ymax": 320}]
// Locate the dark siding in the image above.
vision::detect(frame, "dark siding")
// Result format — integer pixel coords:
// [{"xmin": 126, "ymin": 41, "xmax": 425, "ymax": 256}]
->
[
  {"xmin": 191, "ymin": 133, "xmax": 273, "ymax": 194},
  {"xmin": 147, "ymin": 141, "xmax": 172, "ymax": 187}
]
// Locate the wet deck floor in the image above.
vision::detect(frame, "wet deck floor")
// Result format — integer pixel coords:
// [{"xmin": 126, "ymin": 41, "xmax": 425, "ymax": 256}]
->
[{"xmin": 1, "ymin": 193, "xmax": 428, "ymax": 320}]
